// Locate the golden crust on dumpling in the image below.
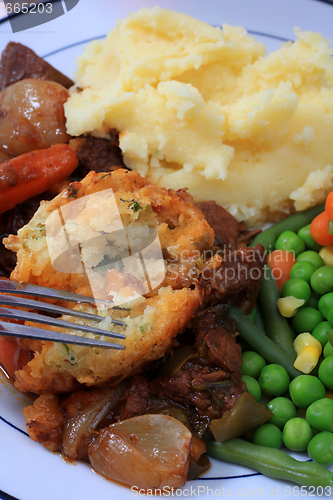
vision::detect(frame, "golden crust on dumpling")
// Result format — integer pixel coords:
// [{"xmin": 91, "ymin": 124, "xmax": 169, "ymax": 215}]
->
[
  {"xmin": 4, "ymin": 169, "xmax": 212, "ymax": 394},
  {"xmin": 14, "ymin": 286, "xmax": 201, "ymax": 394}
]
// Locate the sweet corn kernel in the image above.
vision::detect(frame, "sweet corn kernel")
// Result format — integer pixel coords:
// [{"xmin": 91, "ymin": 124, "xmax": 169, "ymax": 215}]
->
[
  {"xmin": 319, "ymin": 245, "xmax": 333, "ymax": 267},
  {"xmin": 277, "ymin": 296, "xmax": 305, "ymax": 318},
  {"xmin": 294, "ymin": 332, "xmax": 323, "ymax": 356},
  {"xmin": 294, "ymin": 345, "xmax": 321, "ymax": 374}
]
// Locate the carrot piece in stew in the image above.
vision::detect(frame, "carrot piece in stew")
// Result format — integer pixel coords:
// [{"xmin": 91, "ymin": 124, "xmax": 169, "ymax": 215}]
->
[
  {"xmin": 0, "ymin": 143, "xmax": 78, "ymax": 214},
  {"xmin": 0, "ymin": 336, "xmax": 31, "ymax": 379}
]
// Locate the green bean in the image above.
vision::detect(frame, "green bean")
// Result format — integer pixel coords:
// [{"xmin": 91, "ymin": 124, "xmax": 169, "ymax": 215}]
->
[
  {"xmin": 254, "ymin": 304, "xmax": 266, "ymax": 333},
  {"xmin": 251, "ymin": 204, "xmax": 324, "ymax": 254},
  {"xmin": 207, "ymin": 439, "xmax": 333, "ymax": 487},
  {"xmin": 258, "ymin": 263, "xmax": 296, "ymax": 358},
  {"xmin": 229, "ymin": 306, "xmax": 301, "ymax": 379},
  {"xmin": 246, "ymin": 309, "xmax": 256, "ymax": 323}
]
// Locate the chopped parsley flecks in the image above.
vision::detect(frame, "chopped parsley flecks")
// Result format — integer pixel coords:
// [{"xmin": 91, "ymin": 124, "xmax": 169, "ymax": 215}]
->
[
  {"xmin": 120, "ymin": 198, "xmax": 143, "ymax": 212},
  {"xmin": 129, "ymin": 200, "xmax": 143, "ymax": 212},
  {"xmin": 32, "ymin": 224, "xmax": 45, "ymax": 239},
  {"xmin": 140, "ymin": 322, "xmax": 151, "ymax": 333},
  {"xmin": 67, "ymin": 181, "xmax": 81, "ymax": 200},
  {"xmin": 68, "ymin": 187, "xmax": 79, "ymax": 199},
  {"xmin": 62, "ymin": 343, "xmax": 77, "ymax": 366}
]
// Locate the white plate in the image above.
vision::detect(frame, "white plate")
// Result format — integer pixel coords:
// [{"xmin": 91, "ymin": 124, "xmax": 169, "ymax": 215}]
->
[{"xmin": 1, "ymin": 1, "xmax": 333, "ymax": 498}]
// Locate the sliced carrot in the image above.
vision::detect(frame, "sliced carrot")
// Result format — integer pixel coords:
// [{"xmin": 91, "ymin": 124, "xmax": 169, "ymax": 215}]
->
[
  {"xmin": 0, "ymin": 336, "xmax": 31, "ymax": 379},
  {"xmin": 0, "ymin": 143, "xmax": 78, "ymax": 214},
  {"xmin": 268, "ymin": 249, "xmax": 296, "ymax": 290},
  {"xmin": 310, "ymin": 211, "xmax": 333, "ymax": 246},
  {"xmin": 325, "ymin": 192, "xmax": 333, "ymax": 220}
]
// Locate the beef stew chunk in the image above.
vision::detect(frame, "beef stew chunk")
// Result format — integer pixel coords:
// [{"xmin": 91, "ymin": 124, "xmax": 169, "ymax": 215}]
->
[
  {"xmin": 199, "ymin": 244, "xmax": 267, "ymax": 314},
  {"xmin": 197, "ymin": 200, "xmax": 261, "ymax": 249},
  {"xmin": 196, "ymin": 201, "xmax": 244, "ymax": 250},
  {"xmin": 0, "ymin": 42, "xmax": 73, "ymax": 91},
  {"xmin": 70, "ymin": 134, "xmax": 126, "ymax": 178},
  {"xmin": 0, "ymin": 193, "xmax": 53, "ymax": 276}
]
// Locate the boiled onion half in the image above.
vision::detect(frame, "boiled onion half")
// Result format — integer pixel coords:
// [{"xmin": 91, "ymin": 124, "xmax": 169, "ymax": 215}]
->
[{"xmin": 88, "ymin": 414, "xmax": 192, "ymax": 489}]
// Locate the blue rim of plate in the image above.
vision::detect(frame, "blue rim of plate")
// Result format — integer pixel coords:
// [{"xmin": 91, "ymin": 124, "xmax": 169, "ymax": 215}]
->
[
  {"xmin": 0, "ymin": 2, "xmax": 332, "ymax": 498},
  {"xmin": 41, "ymin": 30, "xmax": 290, "ymax": 60},
  {"xmin": 0, "ymin": 491, "xmax": 19, "ymax": 500}
]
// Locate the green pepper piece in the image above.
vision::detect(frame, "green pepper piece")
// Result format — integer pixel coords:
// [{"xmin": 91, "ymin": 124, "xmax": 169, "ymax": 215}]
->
[
  {"xmin": 207, "ymin": 439, "xmax": 333, "ymax": 487},
  {"xmin": 158, "ymin": 345, "xmax": 195, "ymax": 377},
  {"xmin": 209, "ymin": 392, "xmax": 272, "ymax": 442}
]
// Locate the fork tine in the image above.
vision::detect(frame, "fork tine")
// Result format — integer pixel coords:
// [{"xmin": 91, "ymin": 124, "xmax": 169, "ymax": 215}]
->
[
  {"xmin": 0, "ymin": 308, "xmax": 126, "ymax": 340},
  {"xmin": 0, "ymin": 279, "xmax": 129, "ymax": 311},
  {"xmin": 0, "ymin": 295, "xmax": 126, "ymax": 326},
  {"xmin": 0, "ymin": 320, "xmax": 125, "ymax": 349}
]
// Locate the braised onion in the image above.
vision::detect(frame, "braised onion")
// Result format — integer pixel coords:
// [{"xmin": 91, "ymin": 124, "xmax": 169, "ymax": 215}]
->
[
  {"xmin": 88, "ymin": 414, "xmax": 192, "ymax": 489},
  {"xmin": 62, "ymin": 386, "xmax": 125, "ymax": 458},
  {"xmin": 0, "ymin": 79, "xmax": 71, "ymax": 161}
]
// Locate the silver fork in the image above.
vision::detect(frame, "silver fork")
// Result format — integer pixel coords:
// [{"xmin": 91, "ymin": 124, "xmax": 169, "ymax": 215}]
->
[{"xmin": 0, "ymin": 279, "xmax": 127, "ymax": 349}]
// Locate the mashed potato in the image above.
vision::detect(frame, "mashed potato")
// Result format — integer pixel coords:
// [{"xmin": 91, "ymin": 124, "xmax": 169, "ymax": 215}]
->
[
  {"xmin": 4, "ymin": 169, "xmax": 212, "ymax": 393},
  {"xmin": 65, "ymin": 7, "xmax": 333, "ymax": 227}
]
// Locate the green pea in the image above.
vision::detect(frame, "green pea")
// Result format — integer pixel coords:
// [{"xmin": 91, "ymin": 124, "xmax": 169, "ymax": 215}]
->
[
  {"xmin": 306, "ymin": 291, "xmax": 321, "ymax": 309},
  {"xmin": 267, "ymin": 397, "xmax": 297, "ymax": 429},
  {"xmin": 326, "ymin": 306, "xmax": 333, "ymax": 326},
  {"xmin": 324, "ymin": 341, "xmax": 333, "ymax": 358},
  {"xmin": 306, "ymin": 398, "xmax": 333, "ymax": 432},
  {"xmin": 289, "ymin": 375, "xmax": 326, "ymax": 408},
  {"xmin": 290, "ymin": 261, "xmax": 317, "ymax": 283},
  {"xmin": 242, "ymin": 375, "xmax": 261, "ymax": 402},
  {"xmin": 311, "ymin": 266, "xmax": 333, "ymax": 295},
  {"xmin": 296, "ymin": 251, "xmax": 325, "ymax": 269},
  {"xmin": 307, "ymin": 432, "xmax": 333, "ymax": 467},
  {"xmin": 275, "ymin": 231, "xmax": 306, "ymax": 256},
  {"xmin": 281, "ymin": 278, "xmax": 311, "ymax": 303},
  {"xmin": 318, "ymin": 355, "xmax": 333, "ymax": 390},
  {"xmin": 258, "ymin": 364, "xmax": 290, "ymax": 396},
  {"xmin": 283, "ymin": 417, "xmax": 312, "ymax": 451},
  {"xmin": 291, "ymin": 307, "xmax": 323, "ymax": 334},
  {"xmin": 318, "ymin": 293, "xmax": 333, "ymax": 320},
  {"xmin": 298, "ymin": 225, "xmax": 322, "ymax": 252},
  {"xmin": 252, "ymin": 423, "xmax": 283, "ymax": 449},
  {"xmin": 241, "ymin": 351, "xmax": 266, "ymax": 379},
  {"xmin": 312, "ymin": 321, "xmax": 331, "ymax": 347}
]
